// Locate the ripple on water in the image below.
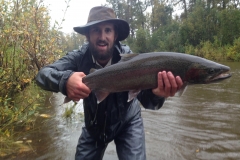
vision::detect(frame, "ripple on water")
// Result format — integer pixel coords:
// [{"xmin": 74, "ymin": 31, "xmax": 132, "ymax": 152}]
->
[{"xmin": 142, "ymin": 89, "xmax": 240, "ymax": 160}]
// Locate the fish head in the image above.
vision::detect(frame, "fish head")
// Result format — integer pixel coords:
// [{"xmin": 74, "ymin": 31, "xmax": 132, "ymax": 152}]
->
[{"xmin": 185, "ymin": 60, "xmax": 231, "ymax": 84}]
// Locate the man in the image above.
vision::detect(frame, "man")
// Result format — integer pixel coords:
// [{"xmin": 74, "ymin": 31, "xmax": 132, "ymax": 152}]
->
[{"xmin": 36, "ymin": 6, "xmax": 183, "ymax": 160}]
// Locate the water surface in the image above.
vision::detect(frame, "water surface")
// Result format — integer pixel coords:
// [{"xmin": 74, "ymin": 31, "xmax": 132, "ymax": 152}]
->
[{"xmin": 7, "ymin": 62, "xmax": 240, "ymax": 160}]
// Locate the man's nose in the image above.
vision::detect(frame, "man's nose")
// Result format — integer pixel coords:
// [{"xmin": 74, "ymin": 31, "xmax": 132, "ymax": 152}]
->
[{"xmin": 98, "ymin": 30, "xmax": 106, "ymax": 40}]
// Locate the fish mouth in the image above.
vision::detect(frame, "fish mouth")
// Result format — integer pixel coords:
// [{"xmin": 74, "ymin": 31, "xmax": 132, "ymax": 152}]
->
[{"xmin": 208, "ymin": 71, "xmax": 232, "ymax": 82}]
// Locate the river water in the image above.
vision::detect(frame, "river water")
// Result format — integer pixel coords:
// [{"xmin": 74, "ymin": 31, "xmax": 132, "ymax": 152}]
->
[{"xmin": 7, "ymin": 62, "xmax": 240, "ymax": 160}]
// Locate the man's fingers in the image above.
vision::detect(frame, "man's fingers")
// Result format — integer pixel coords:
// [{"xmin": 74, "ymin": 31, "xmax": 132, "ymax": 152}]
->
[
  {"xmin": 68, "ymin": 90, "xmax": 90, "ymax": 101},
  {"xmin": 152, "ymin": 71, "xmax": 184, "ymax": 98},
  {"xmin": 66, "ymin": 72, "xmax": 91, "ymax": 101},
  {"xmin": 78, "ymin": 83, "xmax": 91, "ymax": 94},
  {"xmin": 162, "ymin": 71, "xmax": 171, "ymax": 96},
  {"xmin": 176, "ymin": 76, "xmax": 183, "ymax": 89},
  {"xmin": 167, "ymin": 72, "xmax": 178, "ymax": 96},
  {"xmin": 157, "ymin": 72, "xmax": 164, "ymax": 90},
  {"xmin": 78, "ymin": 72, "xmax": 86, "ymax": 77},
  {"xmin": 71, "ymin": 85, "xmax": 90, "ymax": 99}
]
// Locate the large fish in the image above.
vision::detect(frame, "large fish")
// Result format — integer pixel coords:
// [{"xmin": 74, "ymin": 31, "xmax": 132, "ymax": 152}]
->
[{"xmin": 81, "ymin": 52, "xmax": 231, "ymax": 103}]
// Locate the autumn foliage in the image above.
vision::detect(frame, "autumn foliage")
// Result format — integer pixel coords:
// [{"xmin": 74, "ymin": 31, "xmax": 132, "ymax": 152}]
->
[{"xmin": 0, "ymin": 0, "xmax": 68, "ymax": 151}]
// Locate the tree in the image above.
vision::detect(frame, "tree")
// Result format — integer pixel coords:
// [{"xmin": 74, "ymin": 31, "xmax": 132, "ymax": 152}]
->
[
  {"xmin": 0, "ymin": 0, "xmax": 71, "ymax": 154},
  {"xmin": 0, "ymin": 0, "xmax": 69, "ymax": 130},
  {"xmin": 106, "ymin": 0, "xmax": 150, "ymax": 37},
  {"xmin": 61, "ymin": 32, "xmax": 86, "ymax": 52},
  {"xmin": 150, "ymin": 0, "xmax": 173, "ymax": 32},
  {"xmin": 179, "ymin": 1, "xmax": 219, "ymax": 46},
  {"xmin": 135, "ymin": 28, "xmax": 148, "ymax": 53},
  {"xmin": 218, "ymin": 8, "xmax": 240, "ymax": 45}
]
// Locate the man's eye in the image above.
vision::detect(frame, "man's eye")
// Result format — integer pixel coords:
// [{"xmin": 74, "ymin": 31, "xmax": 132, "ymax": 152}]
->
[
  {"xmin": 92, "ymin": 28, "xmax": 99, "ymax": 32},
  {"xmin": 105, "ymin": 28, "xmax": 111, "ymax": 33}
]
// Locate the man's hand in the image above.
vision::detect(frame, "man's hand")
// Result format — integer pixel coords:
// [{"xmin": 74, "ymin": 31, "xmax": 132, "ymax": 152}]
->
[
  {"xmin": 66, "ymin": 72, "xmax": 91, "ymax": 101},
  {"xmin": 152, "ymin": 71, "xmax": 183, "ymax": 98}
]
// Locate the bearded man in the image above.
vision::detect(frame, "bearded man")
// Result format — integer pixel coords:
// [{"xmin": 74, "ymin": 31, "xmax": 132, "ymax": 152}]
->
[{"xmin": 36, "ymin": 6, "xmax": 183, "ymax": 160}]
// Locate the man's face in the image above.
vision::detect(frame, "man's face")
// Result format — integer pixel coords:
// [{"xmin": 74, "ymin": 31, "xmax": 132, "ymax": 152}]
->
[{"xmin": 87, "ymin": 22, "xmax": 117, "ymax": 61}]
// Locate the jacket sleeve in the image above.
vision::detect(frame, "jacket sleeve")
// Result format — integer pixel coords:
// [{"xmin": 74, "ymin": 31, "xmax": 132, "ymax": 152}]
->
[
  {"xmin": 137, "ymin": 89, "xmax": 165, "ymax": 110},
  {"xmin": 35, "ymin": 51, "xmax": 81, "ymax": 96}
]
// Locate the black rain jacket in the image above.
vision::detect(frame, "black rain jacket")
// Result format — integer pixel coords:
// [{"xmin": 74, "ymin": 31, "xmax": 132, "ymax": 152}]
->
[{"xmin": 36, "ymin": 42, "xmax": 165, "ymax": 142}]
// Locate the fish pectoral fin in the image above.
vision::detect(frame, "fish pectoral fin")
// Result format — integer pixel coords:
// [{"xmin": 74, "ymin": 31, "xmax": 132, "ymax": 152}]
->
[
  {"xmin": 94, "ymin": 90, "xmax": 109, "ymax": 104},
  {"xmin": 175, "ymin": 82, "xmax": 188, "ymax": 96},
  {"xmin": 128, "ymin": 90, "xmax": 141, "ymax": 102}
]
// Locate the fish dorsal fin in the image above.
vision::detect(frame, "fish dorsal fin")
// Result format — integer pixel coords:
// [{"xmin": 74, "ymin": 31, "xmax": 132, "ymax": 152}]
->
[
  {"xmin": 119, "ymin": 53, "xmax": 139, "ymax": 62},
  {"xmin": 90, "ymin": 68, "xmax": 97, "ymax": 73}
]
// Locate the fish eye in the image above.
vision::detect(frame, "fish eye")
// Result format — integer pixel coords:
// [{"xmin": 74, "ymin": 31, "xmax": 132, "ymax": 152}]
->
[{"xmin": 208, "ymin": 68, "xmax": 215, "ymax": 74}]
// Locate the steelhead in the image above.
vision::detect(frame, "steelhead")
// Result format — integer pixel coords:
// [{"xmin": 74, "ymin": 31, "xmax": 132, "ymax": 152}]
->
[{"xmin": 81, "ymin": 52, "xmax": 231, "ymax": 103}]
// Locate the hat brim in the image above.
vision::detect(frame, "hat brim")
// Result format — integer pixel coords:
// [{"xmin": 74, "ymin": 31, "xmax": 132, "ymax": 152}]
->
[{"xmin": 73, "ymin": 19, "xmax": 130, "ymax": 41}]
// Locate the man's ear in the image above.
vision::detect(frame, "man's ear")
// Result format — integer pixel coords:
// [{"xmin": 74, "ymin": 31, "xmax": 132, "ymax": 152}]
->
[
  {"xmin": 113, "ymin": 24, "xmax": 118, "ymax": 41},
  {"xmin": 84, "ymin": 28, "xmax": 90, "ymax": 41},
  {"xmin": 114, "ymin": 33, "xmax": 118, "ymax": 41},
  {"xmin": 85, "ymin": 34, "xmax": 89, "ymax": 42}
]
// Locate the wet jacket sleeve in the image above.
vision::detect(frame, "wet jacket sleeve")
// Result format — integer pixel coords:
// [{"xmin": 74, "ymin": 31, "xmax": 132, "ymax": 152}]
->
[
  {"xmin": 137, "ymin": 90, "xmax": 165, "ymax": 110},
  {"xmin": 35, "ymin": 51, "xmax": 81, "ymax": 96}
]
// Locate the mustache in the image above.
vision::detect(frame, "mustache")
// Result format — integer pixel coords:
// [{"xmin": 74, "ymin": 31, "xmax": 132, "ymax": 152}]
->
[{"xmin": 97, "ymin": 40, "xmax": 108, "ymax": 45}]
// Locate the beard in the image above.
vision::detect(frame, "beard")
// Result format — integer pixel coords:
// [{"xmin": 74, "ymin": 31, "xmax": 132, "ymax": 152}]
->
[{"xmin": 89, "ymin": 40, "xmax": 115, "ymax": 61}]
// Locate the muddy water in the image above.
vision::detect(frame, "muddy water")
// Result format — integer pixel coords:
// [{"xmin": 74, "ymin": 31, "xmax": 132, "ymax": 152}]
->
[{"xmin": 9, "ymin": 62, "xmax": 240, "ymax": 160}]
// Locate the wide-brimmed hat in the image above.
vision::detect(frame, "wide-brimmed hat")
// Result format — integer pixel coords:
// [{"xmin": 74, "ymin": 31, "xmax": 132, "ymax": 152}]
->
[{"xmin": 73, "ymin": 6, "xmax": 130, "ymax": 41}]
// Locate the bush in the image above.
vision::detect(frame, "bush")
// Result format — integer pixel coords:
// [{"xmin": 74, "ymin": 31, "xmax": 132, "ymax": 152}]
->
[
  {"xmin": 226, "ymin": 37, "xmax": 240, "ymax": 61},
  {"xmin": 0, "ymin": 0, "xmax": 70, "ymax": 157},
  {"xmin": 185, "ymin": 38, "xmax": 229, "ymax": 61}
]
